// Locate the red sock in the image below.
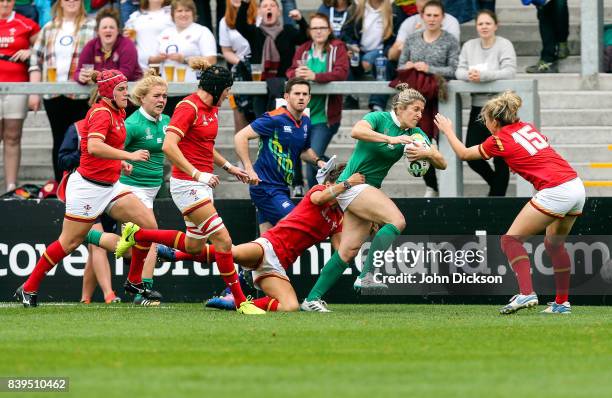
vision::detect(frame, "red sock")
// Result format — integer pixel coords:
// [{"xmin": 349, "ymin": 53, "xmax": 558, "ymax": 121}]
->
[
  {"xmin": 501, "ymin": 235, "xmax": 533, "ymax": 295},
  {"xmin": 135, "ymin": 229, "xmax": 186, "ymax": 251},
  {"xmin": 127, "ymin": 243, "xmax": 150, "ymax": 284},
  {"xmin": 174, "ymin": 244, "xmax": 216, "ymax": 263},
  {"xmin": 215, "ymin": 250, "xmax": 246, "ymax": 306},
  {"xmin": 545, "ymin": 239, "xmax": 571, "ymax": 304},
  {"xmin": 253, "ymin": 296, "xmax": 279, "ymax": 311},
  {"xmin": 24, "ymin": 240, "xmax": 67, "ymax": 292}
]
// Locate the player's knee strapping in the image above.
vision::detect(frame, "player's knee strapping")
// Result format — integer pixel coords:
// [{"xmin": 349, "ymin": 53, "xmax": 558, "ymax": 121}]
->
[{"xmin": 186, "ymin": 213, "xmax": 226, "ymax": 240}]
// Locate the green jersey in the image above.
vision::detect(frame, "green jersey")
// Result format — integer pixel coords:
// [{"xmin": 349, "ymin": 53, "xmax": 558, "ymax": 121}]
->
[
  {"xmin": 338, "ymin": 111, "xmax": 428, "ymax": 188},
  {"xmin": 119, "ymin": 108, "xmax": 170, "ymax": 187},
  {"xmin": 306, "ymin": 48, "xmax": 328, "ymax": 125}
]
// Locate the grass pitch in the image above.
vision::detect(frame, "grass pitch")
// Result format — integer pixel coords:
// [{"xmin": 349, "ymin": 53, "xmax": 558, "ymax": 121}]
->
[{"xmin": 1, "ymin": 303, "xmax": 611, "ymax": 398}]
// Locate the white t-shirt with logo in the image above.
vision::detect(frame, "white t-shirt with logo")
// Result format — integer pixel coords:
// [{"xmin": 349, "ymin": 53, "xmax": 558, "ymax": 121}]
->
[
  {"xmin": 54, "ymin": 21, "xmax": 76, "ymax": 82},
  {"xmin": 218, "ymin": 17, "xmax": 251, "ymax": 61},
  {"xmin": 125, "ymin": 6, "xmax": 174, "ymax": 70},
  {"xmin": 157, "ymin": 22, "xmax": 217, "ymax": 82},
  {"xmin": 360, "ymin": 2, "xmax": 384, "ymax": 52}
]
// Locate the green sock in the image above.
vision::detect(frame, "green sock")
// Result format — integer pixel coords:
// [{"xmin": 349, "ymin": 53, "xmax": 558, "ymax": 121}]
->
[
  {"xmin": 359, "ymin": 223, "xmax": 401, "ymax": 278},
  {"xmin": 143, "ymin": 278, "xmax": 153, "ymax": 290},
  {"xmin": 307, "ymin": 251, "xmax": 348, "ymax": 301},
  {"xmin": 84, "ymin": 229, "xmax": 103, "ymax": 246}
]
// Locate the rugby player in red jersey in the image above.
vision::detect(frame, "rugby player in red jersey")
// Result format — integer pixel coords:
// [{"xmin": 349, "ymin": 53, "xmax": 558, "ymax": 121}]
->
[
  {"xmin": 14, "ymin": 70, "xmax": 160, "ymax": 307},
  {"xmin": 114, "ymin": 58, "xmax": 265, "ymax": 314},
  {"xmin": 207, "ymin": 163, "xmax": 364, "ymax": 311},
  {"xmin": 435, "ymin": 90, "xmax": 585, "ymax": 315}
]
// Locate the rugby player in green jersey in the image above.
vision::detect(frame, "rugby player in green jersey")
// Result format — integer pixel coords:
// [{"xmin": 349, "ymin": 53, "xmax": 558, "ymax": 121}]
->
[{"xmin": 301, "ymin": 84, "xmax": 448, "ymax": 312}]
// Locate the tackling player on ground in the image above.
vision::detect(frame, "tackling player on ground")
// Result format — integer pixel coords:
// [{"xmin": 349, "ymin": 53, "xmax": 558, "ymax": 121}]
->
[
  {"xmin": 435, "ymin": 90, "xmax": 585, "ymax": 314},
  {"xmin": 301, "ymin": 84, "xmax": 447, "ymax": 312}
]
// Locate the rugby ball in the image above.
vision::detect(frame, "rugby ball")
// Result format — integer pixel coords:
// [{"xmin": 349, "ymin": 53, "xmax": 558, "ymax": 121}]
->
[{"xmin": 404, "ymin": 134, "xmax": 431, "ymax": 177}]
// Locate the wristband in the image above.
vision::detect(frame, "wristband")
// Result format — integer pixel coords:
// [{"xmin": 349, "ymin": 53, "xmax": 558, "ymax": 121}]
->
[
  {"xmin": 343, "ymin": 181, "xmax": 352, "ymax": 190},
  {"xmin": 315, "ymin": 157, "xmax": 323, "ymax": 165},
  {"xmin": 222, "ymin": 161, "xmax": 231, "ymax": 171},
  {"xmin": 191, "ymin": 168, "xmax": 199, "ymax": 178}
]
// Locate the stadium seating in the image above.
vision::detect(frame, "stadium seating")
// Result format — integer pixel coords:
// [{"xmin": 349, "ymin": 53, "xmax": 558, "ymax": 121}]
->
[{"xmin": 4, "ymin": 0, "xmax": 612, "ymax": 197}]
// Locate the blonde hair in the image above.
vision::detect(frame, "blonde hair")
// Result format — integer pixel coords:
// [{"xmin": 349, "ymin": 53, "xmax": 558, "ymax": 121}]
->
[
  {"xmin": 392, "ymin": 83, "xmax": 426, "ymax": 112},
  {"xmin": 188, "ymin": 57, "xmax": 212, "ymax": 71},
  {"xmin": 130, "ymin": 68, "xmax": 168, "ymax": 106},
  {"xmin": 480, "ymin": 90, "xmax": 522, "ymax": 126},
  {"xmin": 350, "ymin": 0, "xmax": 393, "ymax": 41},
  {"xmin": 51, "ymin": 0, "xmax": 87, "ymax": 36}
]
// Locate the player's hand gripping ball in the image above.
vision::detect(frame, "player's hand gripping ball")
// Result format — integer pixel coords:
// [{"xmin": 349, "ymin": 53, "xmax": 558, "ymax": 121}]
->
[{"xmin": 404, "ymin": 134, "xmax": 431, "ymax": 177}]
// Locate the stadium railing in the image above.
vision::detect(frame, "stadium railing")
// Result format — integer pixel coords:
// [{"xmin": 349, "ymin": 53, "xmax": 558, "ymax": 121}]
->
[{"xmin": 0, "ymin": 80, "xmax": 538, "ymax": 198}]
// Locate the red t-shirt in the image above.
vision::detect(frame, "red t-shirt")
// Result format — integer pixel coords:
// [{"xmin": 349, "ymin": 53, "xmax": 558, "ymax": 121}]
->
[
  {"xmin": 0, "ymin": 12, "xmax": 39, "ymax": 82},
  {"xmin": 166, "ymin": 93, "xmax": 219, "ymax": 180},
  {"xmin": 263, "ymin": 185, "xmax": 344, "ymax": 269},
  {"xmin": 479, "ymin": 121, "xmax": 577, "ymax": 191},
  {"xmin": 77, "ymin": 101, "xmax": 127, "ymax": 184}
]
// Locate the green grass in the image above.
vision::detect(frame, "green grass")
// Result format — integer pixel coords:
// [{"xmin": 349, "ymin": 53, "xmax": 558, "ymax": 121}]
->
[{"xmin": 1, "ymin": 303, "xmax": 612, "ymax": 398}]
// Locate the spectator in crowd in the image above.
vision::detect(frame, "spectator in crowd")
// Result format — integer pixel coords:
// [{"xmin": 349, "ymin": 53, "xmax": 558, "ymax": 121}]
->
[
  {"xmin": 152, "ymin": 0, "xmax": 217, "ymax": 113},
  {"xmin": 75, "ymin": 7, "xmax": 142, "ymax": 83},
  {"xmin": 0, "ymin": 0, "xmax": 39, "ymax": 192},
  {"xmin": 398, "ymin": 0, "xmax": 459, "ymax": 197},
  {"xmin": 318, "ymin": 0, "xmax": 353, "ymax": 38},
  {"xmin": 124, "ymin": 0, "xmax": 173, "ymax": 71},
  {"xmin": 29, "ymin": 0, "xmax": 95, "ymax": 184},
  {"xmin": 287, "ymin": 12, "xmax": 349, "ymax": 190},
  {"xmin": 236, "ymin": 0, "xmax": 307, "ymax": 115},
  {"xmin": 220, "ymin": 0, "xmax": 256, "ymax": 133},
  {"xmin": 120, "ymin": 0, "xmax": 140, "ymax": 26},
  {"xmin": 342, "ymin": 0, "xmax": 395, "ymax": 111},
  {"xmin": 392, "ymin": 0, "xmax": 417, "ymax": 34},
  {"xmin": 389, "ymin": 0, "xmax": 459, "ymax": 62},
  {"xmin": 15, "ymin": 0, "xmax": 52, "ymax": 26},
  {"xmin": 524, "ymin": 0, "xmax": 568, "ymax": 73},
  {"xmin": 57, "ymin": 120, "xmax": 120, "ymax": 304},
  {"xmin": 456, "ymin": 9, "xmax": 516, "ymax": 196}
]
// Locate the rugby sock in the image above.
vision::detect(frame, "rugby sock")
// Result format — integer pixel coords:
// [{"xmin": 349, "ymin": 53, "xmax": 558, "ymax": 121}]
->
[
  {"xmin": 142, "ymin": 278, "xmax": 154, "ymax": 290},
  {"xmin": 215, "ymin": 250, "xmax": 247, "ymax": 306},
  {"xmin": 134, "ymin": 229, "xmax": 186, "ymax": 250},
  {"xmin": 545, "ymin": 239, "xmax": 571, "ymax": 304},
  {"xmin": 127, "ymin": 244, "xmax": 150, "ymax": 284},
  {"xmin": 307, "ymin": 251, "xmax": 349, "ymax": 301},
  {"xmin": 24, "ymin": 240, "xmax": 67, "ymax": 292},
  {"xmin": 173, "ymin": 245, "xmax": 216, "ymax": 263},
  {"xmin": 359, "ymin": 223, "xmax": 401, "ymax": 278},
  {"xmin": 253, "ymin": 296, "xmax": 279, "ymax": 311},
  {"xmin": 500, "ymin": 235, "xmax": 533, "ymax": 295},
  {"xmin": 84, "ymin": 229, "xmax": 102, "ymax": 246}
]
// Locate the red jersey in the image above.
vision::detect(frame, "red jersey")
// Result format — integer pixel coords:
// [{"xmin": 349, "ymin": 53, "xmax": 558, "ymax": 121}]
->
[
  {"xmin": 166, "ymin": 93, "xmax": 219, "ymax": 180},
  {"xmin": 479, "ymin": 121, "xmax": 577, "ymax": 191},
  {"xmin": 0, "ymin": 12, "xmax": 39, "ymax": 82},
  {"xmin": 262, "ymin": 185, "xmax": 343, "ymax": 269},
  {"xmin": 77, "ymin": 101, "xmax": 127, "ymax": 184}
]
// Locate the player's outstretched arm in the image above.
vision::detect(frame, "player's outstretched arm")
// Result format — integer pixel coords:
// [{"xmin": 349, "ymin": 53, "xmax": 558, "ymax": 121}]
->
[
  {"xmin": 310, "ymin": 173, "xmax": 366, "ymax": 206},
  {"xmin": 434, "ymin": 113, "xmax": 482, "ymax": 161},
  {"xmin": 427, "ymin": 144, "xmax": 447, "ymax": 170},
  {"xmin": 234, "ymin": 125, "xmax": 261, "ymax": 184}
]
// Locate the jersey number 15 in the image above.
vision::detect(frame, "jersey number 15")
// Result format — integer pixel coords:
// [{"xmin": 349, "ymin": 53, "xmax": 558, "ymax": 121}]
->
[{"xmin": 511, "ymin": 125, "xmax": 549, "ymax": 156}]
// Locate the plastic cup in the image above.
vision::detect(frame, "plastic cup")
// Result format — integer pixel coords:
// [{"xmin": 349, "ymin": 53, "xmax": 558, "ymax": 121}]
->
[
  {"xmin": 47, "ymin": 66, "xmax": 57, "ymax": 82},
  {"xmin": 164, "ymin": 64, "xmax": 175, "ymax": 82},
  {"xmin": 176, "ymin": 65, "xmax": 186, "ymax": 82},
  {"xmin": 251, "ymin": 63, "xmax": 262, "ymax": 81}
]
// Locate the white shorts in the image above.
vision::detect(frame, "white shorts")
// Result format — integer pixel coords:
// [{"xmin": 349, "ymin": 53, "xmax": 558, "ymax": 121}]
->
[
  {"xmin": 115, "ymin": 182, "xmax": 160, "ymax": 209},
  {"xmin": 251, "ymin": 237, "xmax": 289, "ymax": 290},
  {"xmin": 530, "ymin": 177, "xmax": 586, "ymax": 218},
  {"xmin": 64, "ymin": 171, "xmax": 132, "ymax": 222},
  {"xmin": 336, "ymin": 183, "xmax": 369, "ymax": 211},
  {"xmin": 0, "ymin": 94, "xmax": 28, "ymax": 119},
  {"xmin": 170, "ymin": 177, "xmax": 214, "ymax": 216}
]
